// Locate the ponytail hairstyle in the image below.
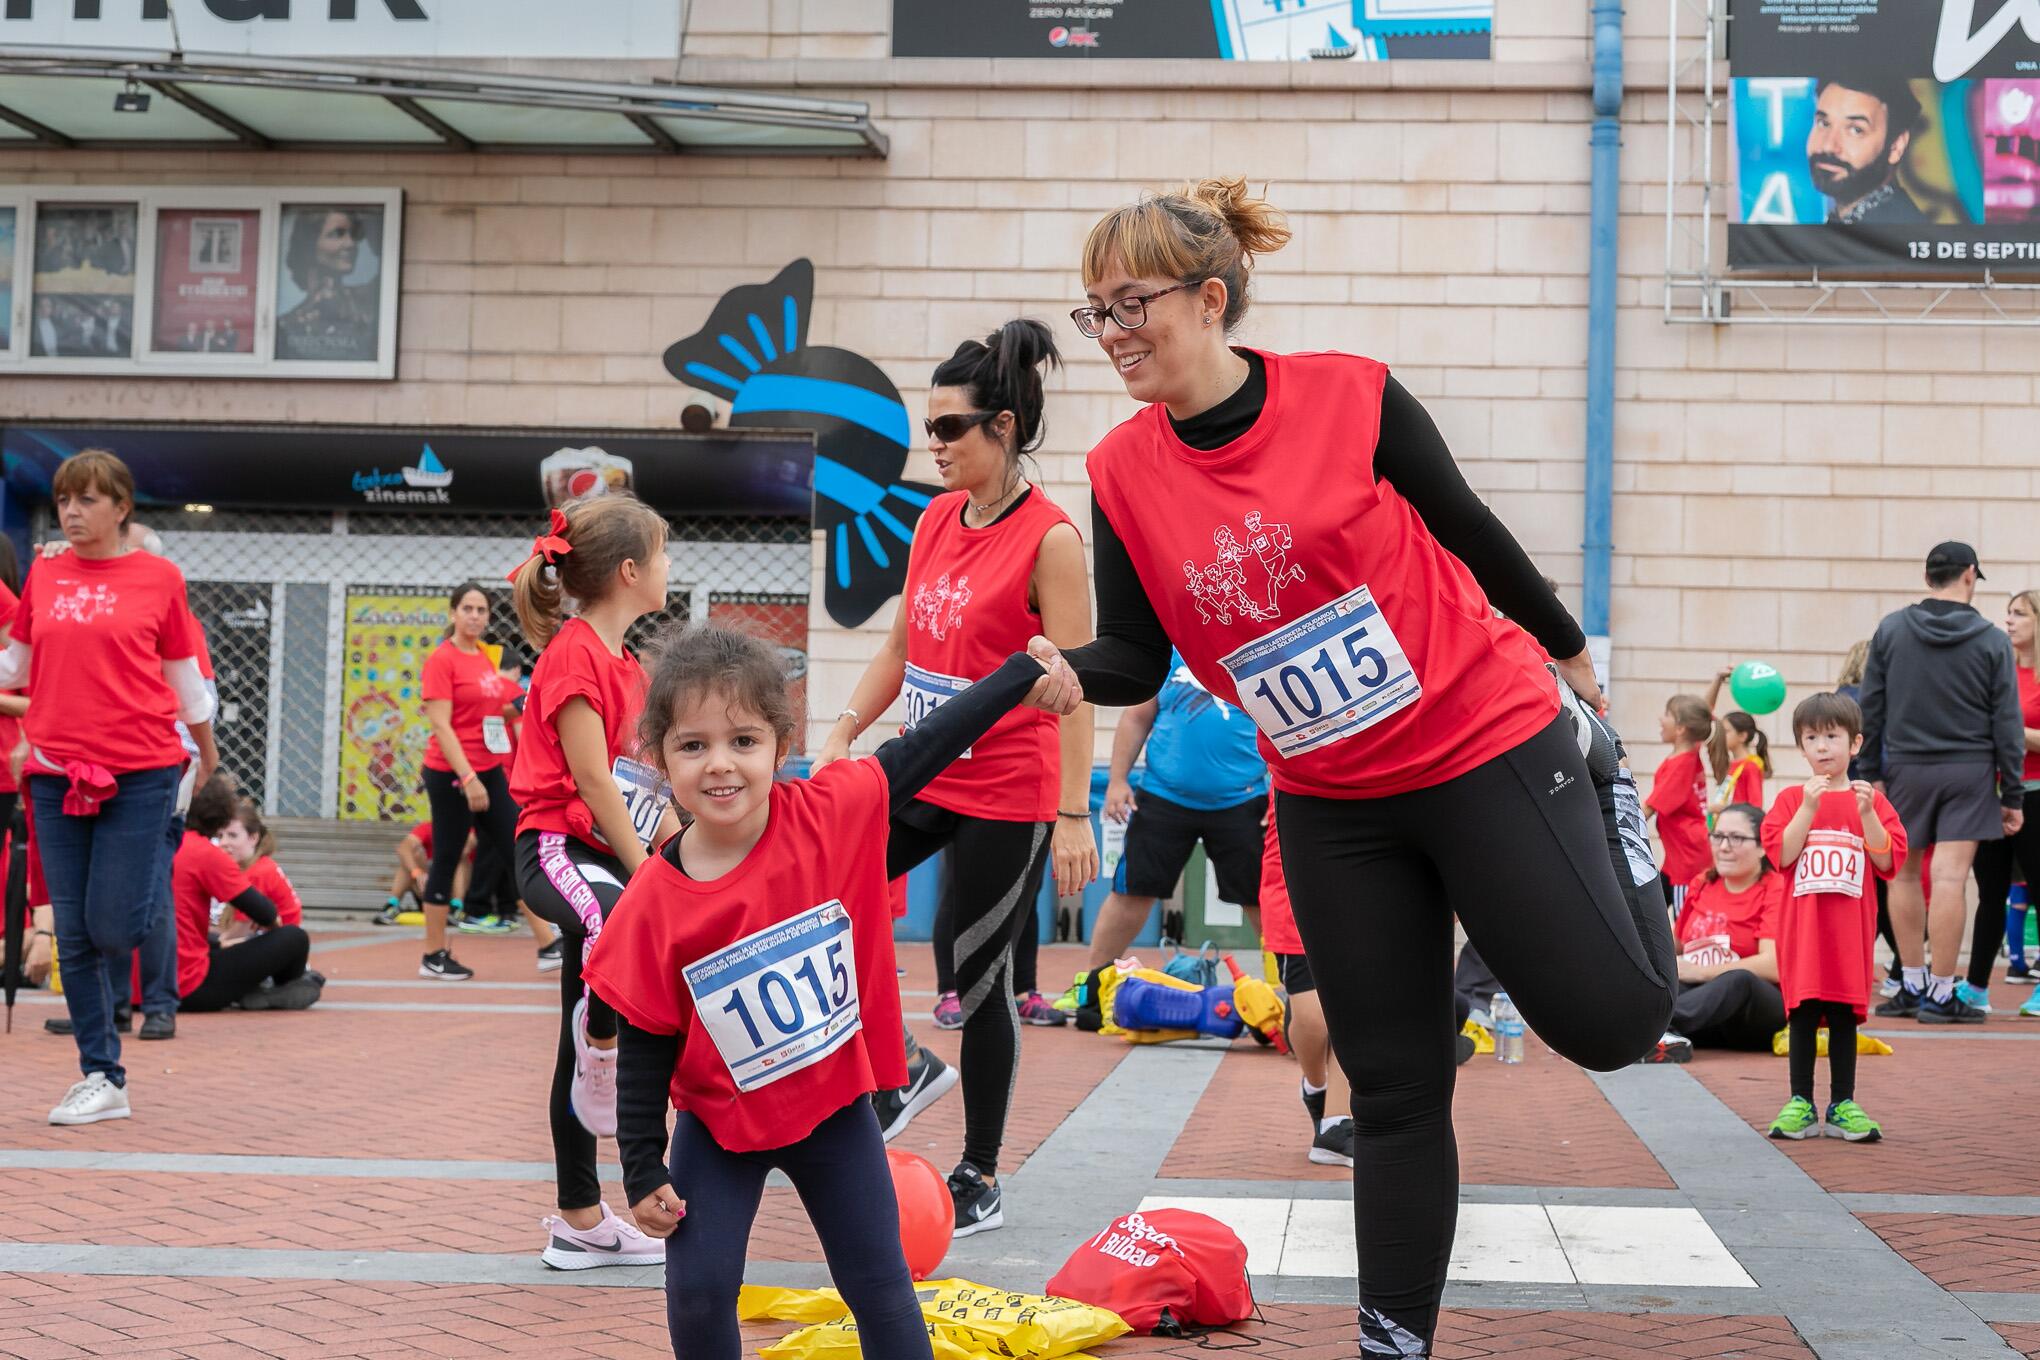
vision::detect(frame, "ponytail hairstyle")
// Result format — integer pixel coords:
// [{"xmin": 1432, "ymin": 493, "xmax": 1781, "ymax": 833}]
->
[
  {"xmin": 443, "ymin": 580, "xmax": 489, "ymax": 641},
  {"xmin": 930, "ymin": 319, "xmax": 1061, "ymax": 472},
  {"xmin": 1081, "ymin": 177, "xmax": 1292, "ymax": 333},
  {"xmin": 1700, "ymin": 802, "xmax": 1772, "ymax": 885},
  {"xmin": 230, "ymin": 797, "xmax": 277, "ymax": 860},
  {"xmin": 1719, "ymin": 710, "xmax": 1771, "ymax": 775},
  {"xmin": 511, "ymin": 495, "xmax": 668, "ymax": 651},
  {"xmin": 1667, "ymin": 694, "xmax": 1713, "ymax": 745}
]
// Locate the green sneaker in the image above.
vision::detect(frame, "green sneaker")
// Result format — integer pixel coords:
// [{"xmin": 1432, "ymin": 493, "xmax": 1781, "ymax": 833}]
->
[
  {"xmin": 1051, "ymin": 972, "xmax": 1085, "ymax": 1014},
  {"xmin": 1824, "ymin": 1100, "xmax": 1883, "ymax": 1143},
  {"xmin": 1768, "ymin": 1095, "xmax": 1818, "ymax": 1140}
]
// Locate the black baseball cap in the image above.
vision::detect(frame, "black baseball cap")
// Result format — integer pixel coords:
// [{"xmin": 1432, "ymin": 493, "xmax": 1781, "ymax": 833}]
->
[{"xmin": 1926, "ymin": 541, "xmax": 1984, "ymax": 580}]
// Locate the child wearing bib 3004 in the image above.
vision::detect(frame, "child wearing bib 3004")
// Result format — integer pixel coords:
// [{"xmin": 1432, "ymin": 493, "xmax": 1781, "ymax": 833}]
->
[
  {"xmin": 507, "ymin": 496, "xmax": 680, "ymax": 1273},
  {"xmin": 583, "ymin": 624, "xmax": 1073, "ymax": 1360},
  {"xmin": 1761, "ymin": 692, "xmax": 1906, "ymax": 1144}
]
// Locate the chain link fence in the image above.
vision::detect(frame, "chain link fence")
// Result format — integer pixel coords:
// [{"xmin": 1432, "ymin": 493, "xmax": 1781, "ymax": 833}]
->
[{"xmin": 38, "ymin": 506, "xmax": 811, "ymax": 825}]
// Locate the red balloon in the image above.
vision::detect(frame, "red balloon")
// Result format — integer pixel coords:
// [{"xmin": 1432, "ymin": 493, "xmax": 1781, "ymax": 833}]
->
[{"xmin": 885, "ymin": 1148, "xmax": 953, "ymax": 1282}]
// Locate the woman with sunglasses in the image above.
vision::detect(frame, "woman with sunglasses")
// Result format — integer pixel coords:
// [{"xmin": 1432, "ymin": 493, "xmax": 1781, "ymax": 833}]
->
[
  {"xmin": 816, "ymin": 319, "xmax": 1096, "ymax": 1241},
  {"xmin": 1032, "ymin": 178, "xmax": 1674, "ymax": 1358}
]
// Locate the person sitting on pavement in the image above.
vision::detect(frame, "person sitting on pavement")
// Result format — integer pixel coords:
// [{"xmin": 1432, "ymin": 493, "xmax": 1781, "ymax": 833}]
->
[
  {"xmin": 1648, "ymin": 802, "xmax": 1786, "ymax": 1061},
  {"xmin": 216, "ymin": 798, "xmax": 303, "ymax": 942},
  {"xmin": 374, "ymin": 820, "xmax": 472, "ymax": 927},
  {"xmin": 174, "ymin": 774, "xmax": 319, "ymax": 1013}
]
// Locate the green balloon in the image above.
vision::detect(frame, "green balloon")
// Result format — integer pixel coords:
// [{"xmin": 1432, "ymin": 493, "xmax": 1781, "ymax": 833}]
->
[{"xmin": 1730, "ymin": 661, "xmax": 1787, "ymax": 715}]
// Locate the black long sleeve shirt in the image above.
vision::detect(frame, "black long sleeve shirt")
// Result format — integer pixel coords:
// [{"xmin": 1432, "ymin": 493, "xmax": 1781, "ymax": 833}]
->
[
  {"xmin": 1062, "ymin": 353, "xmax": 1586, "ymax": 707},
  {"xmin": 614, "ymin": 652, "xmax": 1048, "ymax": 1204}
]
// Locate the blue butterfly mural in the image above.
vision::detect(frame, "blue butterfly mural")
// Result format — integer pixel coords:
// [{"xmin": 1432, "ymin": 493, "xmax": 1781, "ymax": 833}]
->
[{"xmin": 663, "ymin": 259, "xmax": 942, "ymax": 629}]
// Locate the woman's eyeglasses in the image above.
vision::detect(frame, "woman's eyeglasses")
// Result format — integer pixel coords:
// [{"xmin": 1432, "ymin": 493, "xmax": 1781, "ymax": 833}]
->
[
  {"xmin": 1070, "ymin": 282, "xmax": 1196, "ymax": 339},
  {"xmin": 1708, "ymin": 832, "xmax": 1757, "ymax": 848},
  {"xmin": 923, "ymin": 411, "xmax": 998, "ymax": 443}
]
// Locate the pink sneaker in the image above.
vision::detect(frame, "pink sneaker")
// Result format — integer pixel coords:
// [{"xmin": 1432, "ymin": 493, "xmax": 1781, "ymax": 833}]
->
[
  {"xmin": 570, "ymin": 997, "xmax": 618, "ymax": 1138},
  {"xmin": 933, "ymin": 990, "xmax": 963, "ymax": 1030},
  {"xmin": 540, "ymin": 1202, "xmax": 665, "ymax": 1270},
  {"xmin": 1016, "ymin": 990, "xmax": 1068, "ymax": 1027}
]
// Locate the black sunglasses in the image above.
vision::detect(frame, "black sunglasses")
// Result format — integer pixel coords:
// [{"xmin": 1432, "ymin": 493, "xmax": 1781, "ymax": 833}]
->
[{"xmin": 924, "ymin": 410, "xmax": 999, "ymax": 443}]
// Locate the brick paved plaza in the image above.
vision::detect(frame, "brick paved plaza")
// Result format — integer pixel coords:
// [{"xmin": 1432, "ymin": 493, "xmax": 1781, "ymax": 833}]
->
[{"xmin": 6, "ymin": 934, "xmax": 2040, "ymax": 1359}]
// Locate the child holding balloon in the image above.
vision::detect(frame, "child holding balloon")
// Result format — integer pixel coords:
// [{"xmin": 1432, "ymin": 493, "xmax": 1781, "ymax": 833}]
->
[
  {"xmin": 1761, "ymin": 692, "xmax": 1905, "ymax": 1143},
  {"xmin": 1704, "ymin": 666, "xmax": 1776, "ymax": 821},
  {"xmin": 582, "ymin": 624, "xmax": 1074, "ymax": 1360}
]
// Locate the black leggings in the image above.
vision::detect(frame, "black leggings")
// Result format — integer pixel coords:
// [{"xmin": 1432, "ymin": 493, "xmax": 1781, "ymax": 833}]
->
[
  {"xmin": 420, "ymin": 766, "xmax": 518, "ymax": 906},
  {"xmin": 932, "ymin": 853, "xmax": 1043, "ymax": 995},
  {"xmin": 1276, "ymin": 715, "xmax": 1674, "ymax": 1350},
  {"xmin": 180, "ymin": 927, "xmax": 311, "ymax": 1013},
  {"xmin": 1969, "ymin": 786, "xmax": 2040, "ymax": 987},
  {"xmin": 515, "ymin": 829, "xmax": 627, "ymax": 1212},
  {"xmin": 1787, "ymin": 1000, "xmax": 1858, "ymax": 1105},
  {"xmin": 888, "ymin": 801, "xmax": 1050, "ymax": 1176},
  {"xmin": 664, "ymin": 1099, "xmax": 930, "ymax": 1360}
]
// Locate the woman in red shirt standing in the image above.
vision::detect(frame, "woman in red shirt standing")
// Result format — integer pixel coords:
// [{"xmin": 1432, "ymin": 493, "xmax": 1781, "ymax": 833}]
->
[
  {"xmin": 507, "ymin": 494, "xmax": 673, "ymax": 1272},
  {"xmin": 816, "ymin": 321, "xmax": 1097, "ymax": 1239},
  {"xmin": 418, "ymin": 582, "xmax": 521, "ymax": 981},
  {"xmin": 0, "ymin": 451, "xmax": 217, "ymax": 1127},
  {"xmin": 1042, "ymin": 181, "xmax": 1674, "ymax": 1356}
]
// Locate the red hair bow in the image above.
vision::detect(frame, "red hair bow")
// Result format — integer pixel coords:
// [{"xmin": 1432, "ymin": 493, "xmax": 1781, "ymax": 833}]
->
[{"xmin": 508, "ymin": 508, "xmax": 574, "ymax": 583}]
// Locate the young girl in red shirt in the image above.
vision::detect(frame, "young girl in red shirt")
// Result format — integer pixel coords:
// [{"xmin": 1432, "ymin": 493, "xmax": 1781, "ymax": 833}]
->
[
  {"xmin": 584, "ymin": 624, "xmax": 1069, "ymax": 1360},
  {"xmin": 1762, "ymin": 693, "xmax": 1906, "ymax": 1143},
  {"xmin": 1648, "ymin": 695, "xmax": 1714, "ymax": 912},
  {"xmin": 171, "ymin": 775, "xmax": 316, "ymax": 1013},
  {"xmin": 505, "ymin": 494, "xmax": 675, "ymax": 1272},
  {"xmin": 218, "ymin": 799, "xmax": 303, "ymax": 930}
]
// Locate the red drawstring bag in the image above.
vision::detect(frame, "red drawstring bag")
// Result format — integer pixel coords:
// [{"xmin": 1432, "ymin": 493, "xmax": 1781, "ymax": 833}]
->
[{"xmin": 1047, "ymin": 1208, "xmax": 1253, "ymax": 1336}]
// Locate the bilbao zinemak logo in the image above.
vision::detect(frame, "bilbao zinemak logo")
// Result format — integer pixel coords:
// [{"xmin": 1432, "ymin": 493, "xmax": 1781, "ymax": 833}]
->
[{"xmin": 1936, "ymin": 0, "xmax": 2040, "ymax": 82}]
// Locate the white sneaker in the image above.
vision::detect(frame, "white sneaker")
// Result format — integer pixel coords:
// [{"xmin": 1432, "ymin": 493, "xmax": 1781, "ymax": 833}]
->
[
  {"xmin": 570, "ymin": 997, "xmax": 618, "ymax": 1138},
  {"xmin": 540, "ymin": 1201, "xmax": 666, "ymax": 1270},
  {"xmin": 49, "ymin": 1073, "xmax": 131, "ymax": 1126}
]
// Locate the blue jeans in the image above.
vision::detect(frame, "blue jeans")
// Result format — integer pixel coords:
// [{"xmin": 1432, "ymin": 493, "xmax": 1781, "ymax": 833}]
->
[
  {"xmin": 664, "ymin": 1100, "xmax": 930, "ymax": 1360},
  {"xmin": 30, "ymin": 766, "xmax": 181, "ymax": 1086},
  {"xmin": 107, "ymin": 813, "xmax": 185, "ymax": 1017}
]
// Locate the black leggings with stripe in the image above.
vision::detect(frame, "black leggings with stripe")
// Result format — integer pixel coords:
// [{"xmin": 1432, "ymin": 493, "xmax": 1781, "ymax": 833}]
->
[
  {"xmin": 887, "ymin": 800, "xmax": 1050, "ymax": 1177},
  {"xmin": 1276, "ymin": 715, "xmax": 1675, "ymax": 1352},
  {"xmin": 515, "ymin": 829, "xmax": 628, "ymax": 1211}
]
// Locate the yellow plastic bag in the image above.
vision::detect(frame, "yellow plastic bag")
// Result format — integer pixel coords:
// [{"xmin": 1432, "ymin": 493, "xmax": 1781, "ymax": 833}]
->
[
  {"xmin": 1094, "ymin": 963, "xmax": 1124, "ymax": 1036},
  {"xmin": 1771, "ymin": 1026, "xmax": 1893, "ymax": 1057},
  {"xmin": 756, "ymin": 1279, "xmax": 1126, "ymax": 1360},
  {"xmin": 1109, "ymin": 967, "xmax": 1205, "ymax": 1045},
  {"xmin": 1462, "ymin": 1018, "xmax": 1493, "ymax": 1054}
]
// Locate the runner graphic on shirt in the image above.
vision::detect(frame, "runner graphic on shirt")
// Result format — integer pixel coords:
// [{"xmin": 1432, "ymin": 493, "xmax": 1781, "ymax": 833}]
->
[
  {"xmin": 51, "ymin": 584, "xmax": 117, "ymax": 625},
  {"xmin": 1183, "ymin": 511, "xmax": 1304, "ymax": 626},
  {"xmin": 909, "ymin": 572, "xmax": 971, "ymax": 641}
]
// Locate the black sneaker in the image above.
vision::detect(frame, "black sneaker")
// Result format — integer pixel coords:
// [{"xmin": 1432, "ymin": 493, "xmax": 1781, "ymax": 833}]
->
[
  {"xmin": 1918, "ymin": 990, "xmax": 1987, "ymax": 1025},
  {"xmin": 1309, "ymin": 1117, "xmax": 1355, "ymax": 1168},
  {"xmin": 1638, "ymin": 1031, "xmax": 1692, "ymax": 1064},
  {"xmin": 2009, "ymin": 960, "xmax": 2037, "ymax": 985},
  {"xmin": 872, "ymin": 1050, "xmax": 958, "ymax": 1142},
  {"xmin": 138, "ymin": 1012, "xmax": 175, "ymax": 1040},
  {"xmin": 1874, "ymin": 985, "xmax": 1922, "ymax": 1019},
  {"xmin": 371, "ymin": 902, "xmax": 405, "ymax": 927},
  {"xmin": 419, "ymin": 949, "xmax": 475, "ymax": 981},
  {"xmin": 948, "ymin": 1162, "xmax": 1004, "ymax": 1238},
  {"xmin": 241, "ymin": 976, "xmax": 322, "ymax": 1012},
  {"xmin": 45, "ymin": 1007, "xmax": 132, "ymax": 1037}
]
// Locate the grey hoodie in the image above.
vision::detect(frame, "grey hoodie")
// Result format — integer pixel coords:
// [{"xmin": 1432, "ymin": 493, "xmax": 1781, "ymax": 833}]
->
[{"xmin": 1859, "ymin": 599, "xmax": 2024, "ymax": 805}]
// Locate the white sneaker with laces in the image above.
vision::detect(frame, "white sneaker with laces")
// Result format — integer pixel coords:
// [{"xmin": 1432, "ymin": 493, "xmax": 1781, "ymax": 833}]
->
[
  {"xmin": 540, "ymin": 1202, "xmax": 666, "ymax": 1270},
  {"xmin": 49, "ymin": 1073, "xmax": 131, "ymax": 1126},
  {"xmin": 570, "ymin": 997, "xmax": 619, "ymax": 1138}
]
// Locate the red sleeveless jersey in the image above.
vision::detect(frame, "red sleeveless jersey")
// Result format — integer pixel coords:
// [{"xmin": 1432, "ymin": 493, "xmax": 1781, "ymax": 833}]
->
[
  {"xmin": 900, "ymin": 487, "xmax": 1072, "ymax": 822},
  {"xmin": 1087, "ymin": 349, "xmax": 1558, "ymax": 801}
]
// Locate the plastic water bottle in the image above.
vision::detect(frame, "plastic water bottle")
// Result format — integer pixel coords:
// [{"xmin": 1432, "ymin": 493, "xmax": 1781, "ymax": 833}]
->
[{"xmin": 1493, "ymin": 992, "xmax": 1525, "ymax": 1066}]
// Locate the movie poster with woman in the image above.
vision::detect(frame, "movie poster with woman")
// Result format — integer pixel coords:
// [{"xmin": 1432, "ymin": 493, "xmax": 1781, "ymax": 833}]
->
[{"xmin": 274, "ymin": 203, "xmax": 386, "ymax": 362}]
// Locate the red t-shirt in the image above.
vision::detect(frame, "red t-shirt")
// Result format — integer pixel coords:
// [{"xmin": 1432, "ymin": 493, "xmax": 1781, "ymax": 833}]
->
[
  {"xmin": 2021, "ymin": 666, "xmax": 2040, "ymax": 784},
  {"xmin": 1648, "ymin": 749, "xmax": 1710, "ymax": 889},
  {"xmin": 421, "ymin": 641, "xmax": 519, "ymax": 772},
  {"xmin": 1762, "ymin": 786, "xmax": 1908, "ymax": 1018},
  {"xmin": 1087, "ymin": 349, "xmax": 1559, "ymax": 801},
  {"xmin": 1723, "ymin": 757, "xmax": 1764, "ymax": 810},
  {"xmin": 0, "ymin": 577, "xmax": 21, "ymax": 794},
  {"xmin": 1677, "ymin": 872, "xmax": 1784, "ymax": 962},
  {"xmin": 172, "ymin": 830, "xmax": 249, "ymax": 997},
  {"xmin": 1258, "ymin": 807, "xmax": 1301, "ymax": 954},
  {"xmin": 245, "ymin": 855, "xmax": 303, "ymax": 927},
  {"xmin": 15, "ymin": 550, "xmax": 198, "ymax": 773},
  {"xmin": 511, "ymin": 617, "xmax": 652, "ymax": 853},
  {"xmin": 900, "ymin": 488, "xmax": 1071, "ymax": 822},
  {"xmin": 412, "ymin": 821, "xmax": 433, "ymax": 858},
  {"xmin": 582, "ymin": 757, "xmax": 907, "ymax": 1154}
]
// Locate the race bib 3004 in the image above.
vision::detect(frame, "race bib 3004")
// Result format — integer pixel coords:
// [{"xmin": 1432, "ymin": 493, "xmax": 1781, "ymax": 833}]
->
[
  {"xmin": 1795, "ymin": 829, "xmax": 1866, "ymax": 899},
  {"xmin": 684, "ymin": 901, "xmax": 861, "ymax": 1092},
  {"xmin": 902, "ymin": 662, "xmax": 972, "ymax": 758},
  {"xmin": 1220, "ymin": 585, "xmax": 1420, "ymax": 759}
]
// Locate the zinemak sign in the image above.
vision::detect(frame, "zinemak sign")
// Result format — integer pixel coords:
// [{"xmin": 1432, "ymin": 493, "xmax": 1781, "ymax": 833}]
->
[{"xmin": 0, "ymin": 0, "xmax": 680, "ymax": 59}]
